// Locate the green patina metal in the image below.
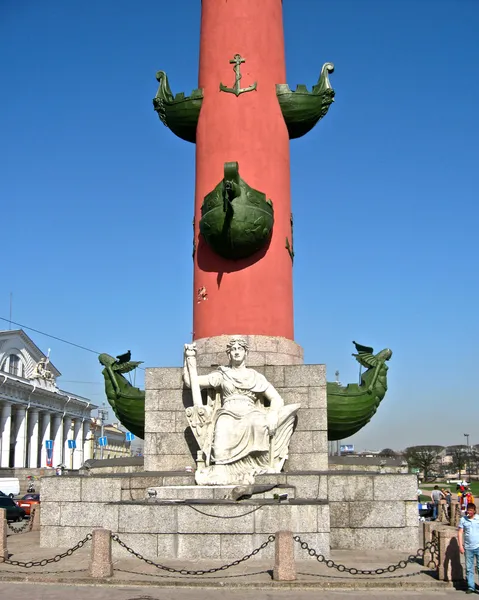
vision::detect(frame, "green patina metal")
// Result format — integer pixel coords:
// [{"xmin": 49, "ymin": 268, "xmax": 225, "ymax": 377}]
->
[
  {"xmin": 152, "ymin": 71, "xmax": 203, "ymax": 143},
  {"xmin": 327, "ymin": 342, "xmax": 392, "ymax": 441},
  {"xmin": 219, "ymin": 54, "xmax": 257, "ymax": 97},
  {"xmin": 276, "ymin": 62, "xmax": 335, "ymax": 139},
  {"xmin": 199, "ymin": 162, "xmax": 274, "ymax": 260},
  {"xmin": 99, "ymin": 353, "xmax": 145, "ymax": 439},
  {"xmin": 99, "ymin": 342, "xmax": 391, "ymax": 443}
]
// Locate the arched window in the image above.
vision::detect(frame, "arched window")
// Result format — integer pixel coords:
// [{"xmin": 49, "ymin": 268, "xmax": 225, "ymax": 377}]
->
[{"xmin": 8, "ymin": 354, "xmax": 23, "ymax": 377}]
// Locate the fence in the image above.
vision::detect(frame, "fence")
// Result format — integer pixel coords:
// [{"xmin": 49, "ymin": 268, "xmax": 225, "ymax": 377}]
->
[{"xmin": 0, "ymin": 506, "xmax": 448, "ymax": 583}]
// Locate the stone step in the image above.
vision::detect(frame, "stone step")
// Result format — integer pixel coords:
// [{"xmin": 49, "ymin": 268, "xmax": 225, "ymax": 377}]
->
[{"xmin": 145, "ymin": 484, "xmax": 296, "ymax": 501}]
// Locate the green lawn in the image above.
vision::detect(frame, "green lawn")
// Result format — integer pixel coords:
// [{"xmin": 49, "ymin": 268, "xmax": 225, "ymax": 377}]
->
[{"xmin": 419, "ymin": 480, "xmax": 479, "ymax": 503}]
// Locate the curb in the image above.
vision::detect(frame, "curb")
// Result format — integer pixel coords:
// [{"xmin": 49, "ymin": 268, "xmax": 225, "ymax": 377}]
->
[{"xmin": 0, "ymin": 572, "xmax": 454, "ymax": 590}]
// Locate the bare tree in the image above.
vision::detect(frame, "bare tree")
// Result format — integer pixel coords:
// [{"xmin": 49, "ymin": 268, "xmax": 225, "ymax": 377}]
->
[
  {"xmin": 379, "ymin": 448, "xmax": 397, "ymax": 458},
  {"xmin": 403, "ymin": 446, "xmax": 445, "ymax": 481}
]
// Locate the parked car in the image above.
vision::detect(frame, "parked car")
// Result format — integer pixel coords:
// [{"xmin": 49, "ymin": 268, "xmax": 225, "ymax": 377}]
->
[
  {"xmin": 15, "ymin": 494, "xmax": 40, "ymax": 516},
  {"xmin": 0, "ymin": 496, "xmax": 26, "ymax": 521}
]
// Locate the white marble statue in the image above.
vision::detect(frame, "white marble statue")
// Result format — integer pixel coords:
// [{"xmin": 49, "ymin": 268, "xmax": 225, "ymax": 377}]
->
[{"xmin": 183, "ymin": 336, "xmax": 300, "ymax": 485}]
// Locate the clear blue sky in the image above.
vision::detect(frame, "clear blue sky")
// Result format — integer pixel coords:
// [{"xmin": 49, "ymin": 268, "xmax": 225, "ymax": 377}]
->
[{"xmin": 1, "ymin": 0, "xmax": 478, "ymax": 450}]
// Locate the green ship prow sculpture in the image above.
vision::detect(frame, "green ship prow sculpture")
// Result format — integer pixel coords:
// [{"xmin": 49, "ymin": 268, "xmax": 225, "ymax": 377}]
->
[{"xmin": 99, "ymin": 342, "xmax": 391, "ymax": 443}]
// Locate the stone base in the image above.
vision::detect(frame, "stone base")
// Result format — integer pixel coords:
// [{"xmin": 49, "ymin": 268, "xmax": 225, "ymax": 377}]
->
[
  {"xmin": 194, "ymin": 335, "xmax": 304, "ymax": 367},
  {"xmin": 39, "ymin": 470, "xmax": 418, "ymax": 559}
]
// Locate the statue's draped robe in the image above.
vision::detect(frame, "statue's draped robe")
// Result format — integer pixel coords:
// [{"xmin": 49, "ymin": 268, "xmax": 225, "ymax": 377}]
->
[{"xmin": 207, "ymin": 367, "xmax": 271, "ymax": 465}]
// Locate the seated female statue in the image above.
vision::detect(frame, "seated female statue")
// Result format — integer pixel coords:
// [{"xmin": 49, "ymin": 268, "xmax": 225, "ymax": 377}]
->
[{"xmin": 183, "ymin": 336, "xmax": 299, "ymax": 485}]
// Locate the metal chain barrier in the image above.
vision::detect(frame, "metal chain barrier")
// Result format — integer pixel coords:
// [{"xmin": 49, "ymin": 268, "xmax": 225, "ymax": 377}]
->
[
  {"xmin": 7, "ymin": 518, "xmax": 32, "ymax": 534},
  {"xmin": 0, "ymin": 533, "xmax": 92, "ymax": 568},
  {"xmin": 293, "ymin": 535, "xmax": 438, "ymax": 576},
  {"xmin": 111, "ymin": 533, "xmax": 275, "ymax": 575},
  {"xmin": 186, "ymin": 504, "xmax": 263, "ymax": 519}
]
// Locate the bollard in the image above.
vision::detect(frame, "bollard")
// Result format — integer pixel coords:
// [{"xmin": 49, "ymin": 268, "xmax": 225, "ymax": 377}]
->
[
  {"xmin": 438, "ymin": 527, "xmax": 463, "ymax": 582},
  {"xmin": 450, "ymin": 500, "xmax": 461, "ymax": 527},
  {"xmin": 438, "ymin": 499, "xmax": 448, "ymax": 523},
  {"xmin": 273, "ymin": 530, "xmax": 296, "ymax": 581},
  {"xmin": 423, "ymin": 521, "xmax": 443, "ymax": 569},
  {"xmin": 0, "ymin": 508, "xmax": 7, "ymax": 561},
  {"xmin": 89, "ymin": 528, "xmax": 113, "ymax": 578},
  {"xmin": 30, "ymin": 505, "xmax": 41, "ymax": 532}
]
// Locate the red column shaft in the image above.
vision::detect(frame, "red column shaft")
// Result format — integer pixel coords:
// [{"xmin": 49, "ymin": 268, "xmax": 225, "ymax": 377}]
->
[{"xmin": 194, "ymin": 0, "xmax": 293, "ymax": 341}]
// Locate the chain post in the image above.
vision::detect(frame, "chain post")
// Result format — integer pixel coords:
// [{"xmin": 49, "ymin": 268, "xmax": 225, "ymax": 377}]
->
[
  {"xmin": 273, "ymin": 530, "xmax": 296, "ymax": 581},
  {"xmin": 89, "ymin": 528, "xmax": 113, "ymax": 578},
  {"xmin": 0, "ymin": 508, "xmax": 7, "ymax": 561},
  {"xmin": 30, "ymin": 506, "xmax": 41, "ymax": 532}
]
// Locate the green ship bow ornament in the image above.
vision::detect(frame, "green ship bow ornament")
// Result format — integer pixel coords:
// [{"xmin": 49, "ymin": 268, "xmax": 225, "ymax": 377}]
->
[
  {"xmin": 276, "ymin": 62, "xmax": 335, "ymax": 139},
  {"xmin": 99, "ymin": 342, "xmax": 391, "ymax": 442},
  {"xmin": 153, "ymin": 71, "xmax": 203, "ymax": 143},
  {"xmin": 199, "ymin": 162, "xmax": 274, "ymax": 260}
]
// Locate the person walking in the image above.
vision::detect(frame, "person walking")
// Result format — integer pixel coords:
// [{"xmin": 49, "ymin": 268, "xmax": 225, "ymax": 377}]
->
[
  {"xmin": 458, "ymin": 503, "xmax": 479, "ymax": 593},
  {"xmin": 431, "ymin": 485, "xmax": 444, "ymax": 520}
]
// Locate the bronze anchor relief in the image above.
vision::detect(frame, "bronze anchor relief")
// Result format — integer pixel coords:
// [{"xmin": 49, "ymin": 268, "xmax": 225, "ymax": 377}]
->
[{"xmin": 219, "ymin": 54, "xmax": 257, "ymax": 97}]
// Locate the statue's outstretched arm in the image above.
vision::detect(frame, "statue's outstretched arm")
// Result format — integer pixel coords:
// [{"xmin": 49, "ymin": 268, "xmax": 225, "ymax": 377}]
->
[{"xmin": 183, "ymin": 344, "xmax": 216, "ymax": 390}]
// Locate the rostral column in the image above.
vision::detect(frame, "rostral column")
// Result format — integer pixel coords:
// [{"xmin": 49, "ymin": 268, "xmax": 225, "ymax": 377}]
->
[{"xmin": 153, "ymin": 0, "xmax": 334, "ymax": 365}]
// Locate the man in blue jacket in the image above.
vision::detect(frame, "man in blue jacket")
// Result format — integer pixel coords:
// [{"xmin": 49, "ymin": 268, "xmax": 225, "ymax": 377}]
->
[{"xmin": 458, "ymin": 503, "xmax": 479, "ymax": 593}]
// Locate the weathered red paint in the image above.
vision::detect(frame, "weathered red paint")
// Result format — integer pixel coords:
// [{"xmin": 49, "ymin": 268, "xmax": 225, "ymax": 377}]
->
[{"xmin": 194, "ymin": 0, "xmax": 293, "ymax": 341}]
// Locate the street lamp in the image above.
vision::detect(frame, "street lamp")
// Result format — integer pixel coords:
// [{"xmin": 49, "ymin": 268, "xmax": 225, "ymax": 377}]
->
[
  {"xmin": 98, "ymin": 405, "xmax": 109, "ymax": 460},
  {"xmin": 464, "ymin": 433, "xmax": 470, "ymax": 481}
]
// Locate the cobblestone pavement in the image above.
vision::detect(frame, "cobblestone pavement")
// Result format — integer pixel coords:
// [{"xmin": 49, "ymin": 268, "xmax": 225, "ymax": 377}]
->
[{"xmin": 0, "ymin": 584, "xmax": 470, "ymax": 600}]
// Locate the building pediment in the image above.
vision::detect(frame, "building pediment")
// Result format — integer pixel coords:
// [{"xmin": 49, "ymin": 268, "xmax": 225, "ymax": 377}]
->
[{"xmin": 0, "ymin": 329, "xmax": 61, "ymax": 381}]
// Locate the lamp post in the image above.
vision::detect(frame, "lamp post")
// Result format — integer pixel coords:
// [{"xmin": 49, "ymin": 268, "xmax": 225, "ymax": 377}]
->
[
  {"xmin": 98, "ymin": 406, "xmax": 109, "ymax": 460},
  {"xmin": 464, "ymin": 433, "xmax": 470, "ymax": 481}
]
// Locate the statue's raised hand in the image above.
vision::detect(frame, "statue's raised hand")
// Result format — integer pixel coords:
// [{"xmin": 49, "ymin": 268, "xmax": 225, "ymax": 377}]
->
[
  {"xmin": 266, "ymin": 411, "xmax": 279, "ymax": 436},
  {"xmin": 184, "ymin": 343, "xmax": 197, "ymax": 358}
]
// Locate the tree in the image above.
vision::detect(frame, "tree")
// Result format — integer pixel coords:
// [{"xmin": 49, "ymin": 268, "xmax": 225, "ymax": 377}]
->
[
  {"xmin": 451, "ymin": 446, "xmax": 468, "ymax": 479},
  {"xmin": 379, "ymin": 448, "xmax": 397, "ymax": 458},
  {"xmin": 403, "ymin": 446, "xmax": 445, "ymax": 481}
]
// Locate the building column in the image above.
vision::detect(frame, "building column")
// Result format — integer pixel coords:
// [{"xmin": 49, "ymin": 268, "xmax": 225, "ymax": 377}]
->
[
  {"xmin": 27, "ymin": 408, "xmax": 40, "ymax": 468},
  {"xmin": 40, "ymin": 412, "xmax": 51, "ymax": 468},
  {"xmin": 14, "ymin": 407, "xmax": 27, "ymax": 468},
  {"xmin": 52, "ymin": 414, "xmax": 63, "ymax": 467},
  {"xmin": 83, "ymin": 421, "xmax": 93, "ymax": 462},
  {"xmin": 73, "ymin": 419, "xmax": 83, "ymax": 469},
  {"xmin": 0, "ymin": 404, "xmax": 12, "ymax": 468},
  {"xmin": 63, "ymin": 416, "xmax": 72, "ymax": 468}
]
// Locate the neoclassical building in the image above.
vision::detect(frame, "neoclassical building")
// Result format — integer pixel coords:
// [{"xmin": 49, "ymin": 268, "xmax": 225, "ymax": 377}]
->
[{"xmin": 0, "ymin": 330, "xmax": 98, "ymax": 470}]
